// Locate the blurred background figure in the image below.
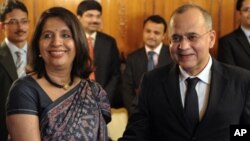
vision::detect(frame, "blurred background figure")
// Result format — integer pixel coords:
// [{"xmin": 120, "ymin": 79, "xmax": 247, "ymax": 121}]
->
[
  {"xmin": 218, "ymin": 0, "xmax": 250, "ymax": 70},
  {"xmin": 0, "ymin": 1, "xmax": 29, "ymax": 140},
  {"xmin": 122, "ymin": 15, "xmax": 173, "ymax": 116},
  {"xmin": 6, "ymin": 7, "xmax": 111, "ymax": 141},
  {"xmin": 77, "ymin": 0, "xmax": 121, "ymax": 107}
]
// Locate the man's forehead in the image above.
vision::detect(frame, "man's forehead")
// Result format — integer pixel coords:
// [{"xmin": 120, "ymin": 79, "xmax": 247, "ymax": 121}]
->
[
  {"xmin": 83, "ymin": 10, "xmax": 101, "ymax": 15},
  {"xmin": 169, "ymin": 12, "xmax": 205, "ymax": 29},
  {"xmin": 5, "ymin": 9, "xmax": 27, "ymax": 18}
]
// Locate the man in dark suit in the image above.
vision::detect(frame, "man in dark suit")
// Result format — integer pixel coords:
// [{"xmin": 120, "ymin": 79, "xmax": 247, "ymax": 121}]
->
[
  {"xmin": 119, "ymin": 4, "xmax": 250, "ymax": 141},
  {"xmin": 218, "ymin": 0, "xmax": 250, "ymax": 70},
  {"xmin": 122, "ymin": 15, "xmax": 173, "ymax": 116},
  {"xmin": 0, "ymin": 1, "xmax": 29, "ymax": 141},
  {"xmin": 76, "ymin": 0, "xmax": 120, "ymax": 106}
]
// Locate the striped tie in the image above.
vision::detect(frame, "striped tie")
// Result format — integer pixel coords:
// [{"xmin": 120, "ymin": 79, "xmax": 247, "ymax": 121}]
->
[
  {"xmin": 147, "ymin": 51, "xmax": 155, "ymax": 71},
  {"xmin": 87, "ymin": 37, "xmax": 95, "ymax": 80},
  {"xmin": 15, "ymin": 51, "xmax": 25, "ymax": 78}
]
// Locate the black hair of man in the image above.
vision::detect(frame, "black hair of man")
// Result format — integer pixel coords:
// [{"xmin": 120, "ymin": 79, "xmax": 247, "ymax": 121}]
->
[
  {"xmin": 236, "ymin": 0, "xmax": 245, "ymax": 11},
  {"xmin": 0, "ymin": 0, "xmax": 28, "ymax": 22},
  {"xmin": 143, "ymin": 15, "xmax": 167, "ymax": 33},
  {"xmin": 76, "ymin": 0, "xmax": 102, "ymax": 16}
]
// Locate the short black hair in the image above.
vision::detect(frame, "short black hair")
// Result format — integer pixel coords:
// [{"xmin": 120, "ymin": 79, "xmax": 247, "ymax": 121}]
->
[
  {"xmin": 236, "ymin": 0, "xmax": 244, "ymax": 11},
  {"xmin": 143, "ymin": 15, "xmax": 167, "ymax": 33},
  {"xmin": 0, "ymin": 0, "xmax": 28, "ymax": 22},
  {"xmin": 77, "ymin": 0, "xmax": 102, "ymax": 16}
]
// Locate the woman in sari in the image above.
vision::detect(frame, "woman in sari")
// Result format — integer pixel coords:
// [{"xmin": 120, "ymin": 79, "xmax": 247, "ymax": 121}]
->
[{"xmin": 6, "ymin": 7, "xmax": 111, "ymax": 141}]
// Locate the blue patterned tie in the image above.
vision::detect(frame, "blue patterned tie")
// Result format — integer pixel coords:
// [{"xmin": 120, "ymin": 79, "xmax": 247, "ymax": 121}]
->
[
  {"xmin": 15, "ymin": 51, "xmax": 25, "ymax": 77},
  {"xmin": 185, "ymin": 77, "xmax": 199, "ymax": 132},
  {"xmin": 147, "ymin": 51, "xmax": 155, "ymax": 71}
]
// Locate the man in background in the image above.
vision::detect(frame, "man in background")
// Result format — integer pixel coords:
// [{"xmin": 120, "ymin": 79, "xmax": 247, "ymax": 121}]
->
[
  {"xmin": 0, "ymin": 0, "xmax": 29, "ymax": 140},
  {"xmin": 122, "ymin": 15, "xmax": 173, "ymax": 116},
  {"xmin": 218, "ymin": 0, "xmax": 250, "ymax": 70},
  {"xmin": 76, "ymin": 0, "xmax": 121, "ymax": 107}
]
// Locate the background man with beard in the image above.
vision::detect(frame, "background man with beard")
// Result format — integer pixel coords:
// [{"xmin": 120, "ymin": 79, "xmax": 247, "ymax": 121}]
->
[
  {"xmin": 76, "ymin": 0, "xmax": 121, "ymax": 107},
  {"xmin": 122, "ymin": 15, "xmax": 173, "ymax": 116},
  {"xmin": 0, "ymin": 1, "xmax": 29, "ymax": 140}
]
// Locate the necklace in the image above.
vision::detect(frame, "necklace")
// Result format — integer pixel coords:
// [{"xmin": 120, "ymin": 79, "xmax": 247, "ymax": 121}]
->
[{"xmin": 44, "ymin": 72, "xmax": 73, "ymax": 90}]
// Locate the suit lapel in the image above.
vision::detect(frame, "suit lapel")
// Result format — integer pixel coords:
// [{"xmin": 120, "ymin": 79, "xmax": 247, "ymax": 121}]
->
[
  {"xmin": 198, "ymin": 59, "xmax": 228, "ymax": 127},
  {"xmin": 236, "ymin": 28, "xmax": 250, "ymax": 57},
  {"xmin": 157, "ymin": 45, "xmax": 170, "ymax": 67},
  {"xmin": 92, "ymin": 32, "xmax": 105, "ymax": 81},
  {"xmin": 162, "ymin": 60, "xmax": 229, "ymax": 133},
  {"xmin": 137, "ymin": 48, "xmax": 151, "ymax": 72},
  {"xmin": 161, "ymin": 64, "xmax": 191, "ymax": 132},
  {"xmin": 93, "ymin": 32, "xmax": 102, "ymax": 63},
  {"xmin": 141, "ymin": 49, "xmax": 148, "ymax": 71},
  {"xmin": 0, "ymin": 42, "xmax": 18, "ymax": 80}
]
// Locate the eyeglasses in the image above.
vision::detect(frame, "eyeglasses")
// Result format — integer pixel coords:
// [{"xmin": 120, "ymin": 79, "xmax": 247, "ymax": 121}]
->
[
  {"xmin": 170, "ymin": 30, "xmax": 211, "ymax": 43},
  {"xmin": 3, "ymin": 19, "xmax": 29, "ymax": 25},
  {"xmin": 241, "ymin": 7, "xmax": 250, "ymax": 12}
]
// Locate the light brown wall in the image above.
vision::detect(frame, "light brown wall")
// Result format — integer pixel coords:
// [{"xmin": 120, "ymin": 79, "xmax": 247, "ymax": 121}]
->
[{"xmin": 0, "ymin": 0, "xmax": 238, "ymax": 58}]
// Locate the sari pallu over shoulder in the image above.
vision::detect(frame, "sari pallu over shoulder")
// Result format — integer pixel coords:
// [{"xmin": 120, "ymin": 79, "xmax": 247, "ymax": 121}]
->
[{"xmin": 40, "ymin": 80, "xmax": 111, "ymax": 141}]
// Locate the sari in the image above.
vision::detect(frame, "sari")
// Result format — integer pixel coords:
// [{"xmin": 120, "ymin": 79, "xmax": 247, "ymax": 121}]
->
[{"xmin": 40, "ymin": 80, "xmax": 111, "ymax": 141}]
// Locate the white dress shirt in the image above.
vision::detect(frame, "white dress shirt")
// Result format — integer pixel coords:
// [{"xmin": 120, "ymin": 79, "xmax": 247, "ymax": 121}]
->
[
  {"xmin": 179, "ymin": 56, "xmax": 212, "ymax": 120},
  {"xmin": 5, "ymin": 38, "xmax": 28, "ymax": 67},
  {"xmin": 145, "ymin": 42, "xmax": 163, "ymax": 66}
]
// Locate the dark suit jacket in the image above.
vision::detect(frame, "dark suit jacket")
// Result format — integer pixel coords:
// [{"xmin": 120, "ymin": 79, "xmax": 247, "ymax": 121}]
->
[
  {"xmin": 122, "ymin": 45, "xmax": 173, "ymax": 115},
  {"xmin": 0, "ymin": 41, "xmax": 18, "ymax": 141},
  {"xmin": 119, "ymin": 59, "xmax": 250, "ymax": 141},
  {"xmin": 218, "ymin": 27, "xmax": 250, "ymax": 70},
  {"xmin": 93, "ymin": 32, "xmax": 121, "ymax": 106}
]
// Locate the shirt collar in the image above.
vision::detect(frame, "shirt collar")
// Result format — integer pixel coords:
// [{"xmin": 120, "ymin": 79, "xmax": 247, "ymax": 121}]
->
[
  {"xmin": 179, "ymin": 56, "xmax": 212, "ymax": 84},
  {"xmin": 85, "ymin": 32, "xmax": 97, "ymax": 40},
  {"xmin": 145, "ymin": 42, "xmax": 163, "ymax": 55},
  {"xmin": 241, "ymin": 26, "xmax": 250, "ymax": 39},
  {"xmin": 5, "ymin": 38, "xmax": 28, "ymax": 54}
]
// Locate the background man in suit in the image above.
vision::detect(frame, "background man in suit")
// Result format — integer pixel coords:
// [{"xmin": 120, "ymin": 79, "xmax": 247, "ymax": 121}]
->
[
  {"xmin": 122, "ymin": 15, "xmax": 173, "ymax": 116},
  {"xmin": 119, "ymin": 4, "xmax": 250, "ymax": 141},
  {"xmin": 218, "ymin": 0, "xmax": 250, "ymax": 70},
  {"xmin": 0, "ymin": 1, "xmax": 29, "ymax": 140},
  {"xmin": 76, "ymin": 0, "xmax": 121, "ymax": 107}
]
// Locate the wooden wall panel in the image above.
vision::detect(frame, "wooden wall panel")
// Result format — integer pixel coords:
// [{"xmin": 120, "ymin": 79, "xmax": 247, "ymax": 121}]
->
[
  {"xmin": 208, "ymin": 0, "xmax": 220, "ymax": 57},
  {"xmin": 101, "ymin": 0, "xmax": 154, "ymax": 55},
  {"xmin": 33, "ymin": 0, "xmax": 82, "ymax": 23},
  {"xmin": 22, "ymin": 0, "xmax": 34, "ymax": 41},
  {"xmin": 220, "ymin": 0, "xmax": 237, "ymax": 36},
  {"xmin": 0, "ymin": 0, "xmax": 238, "ymax": 58},
  {"xmin": 0, "ymin": 0, "xmax": 6, "ymax": 40}
]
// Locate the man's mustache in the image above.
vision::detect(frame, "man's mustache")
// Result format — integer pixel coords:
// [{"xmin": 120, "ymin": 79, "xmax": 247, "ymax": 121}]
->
[
  {"xmin": 15, "ymin": 30, "xmax": 27, "ymax": 34},
  {"xmin": 90, "ymin": 22, "xmax": 100, "ymax": 25}
]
